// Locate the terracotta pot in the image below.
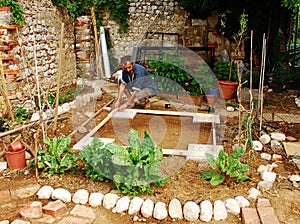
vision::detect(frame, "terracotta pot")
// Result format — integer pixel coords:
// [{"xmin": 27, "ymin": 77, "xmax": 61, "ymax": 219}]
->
[
  {"xmin": 5, "ymin": 148, "xmax": 26, "ymax": 169},
  {"xmin": 218, "ymin": 80, "xmax": 238, "ymax": 100},
  {"xmin": 177, "ymin": 94, "xmax": 204, "ymax": 105},
  {"xmin": 8, "ymin": 140, "xmax": 25, "ymax": 152},
  {"xmin": 206, "ymin": 94, "xmax": 216, "ymax": 105}
]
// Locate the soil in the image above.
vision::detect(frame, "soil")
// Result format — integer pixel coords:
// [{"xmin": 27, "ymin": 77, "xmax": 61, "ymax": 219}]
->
[{"xmin": 0, "ymin": 85, "xmax": 300, "ymax": 224}]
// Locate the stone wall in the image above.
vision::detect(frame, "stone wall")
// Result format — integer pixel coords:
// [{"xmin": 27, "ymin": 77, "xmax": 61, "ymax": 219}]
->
[
  {"xmin": 0, "ymin": 0, "xmax": 76, "ymax": 109},
  {"xmin": 102, "ymin": 0, "xmax": 223, "ymax": 65},
  {"xmin": 0, "ymin": 0, "xmax": 226, "ymax": 110}
]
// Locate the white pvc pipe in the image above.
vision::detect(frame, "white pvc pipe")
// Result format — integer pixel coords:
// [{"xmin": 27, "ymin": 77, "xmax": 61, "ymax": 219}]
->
[{"xmin": 99, "ymin": 26, "xmax": 111, "ymax": 79}]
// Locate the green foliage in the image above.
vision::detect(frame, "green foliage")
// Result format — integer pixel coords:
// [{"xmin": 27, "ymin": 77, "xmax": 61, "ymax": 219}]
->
[
  {"xmin": 149, "ymin": 56, "xmax": 203, "ymax": 96},
  {"xmin": 201, "ymin": 146, "xmax": 250, "ymax": 186},
  {"xmin": 0, "ymin": 0, "xmax": 25, "ymax": 25},
  {"xmin": 80, "ymin": 129, "xmax": 169, "ymax": 196},
  {"xmin": 51, "ymin": 0, "xmax": 129, "ymax": 33},
  {"xmin": 29, "ymin": 136, "xmax": 79, "ymax": 177},
  {"xmin": 178, "ymin": 0, "xmax": 219, "ymax": 19},
  {"xmin": 215, "ymin": 60, "xmax": 238, "ymax": 82},
  {"xmin": 15, "ymin": 106, "xmax": 31, "ymax": 123}
]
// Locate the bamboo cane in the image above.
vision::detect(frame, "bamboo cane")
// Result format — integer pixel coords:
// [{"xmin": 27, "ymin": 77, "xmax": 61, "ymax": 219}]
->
[
  {"xmin": 32, "ymin": 29, "xmax": 45, "ymax": 140},
  {"xmin": 53, "ymin": 23, "xmax": 64, "ymax": 136},
  {"xmin": 91, "ymin": 6, "xmax": 104, "ymax": 79},
  {"xmin": 0, "ymin": 59, "xmax": 15, "ymax": 122},
  {"xmin": 259, "ymin": 37, "xmax": 267, "ymax": 133}
]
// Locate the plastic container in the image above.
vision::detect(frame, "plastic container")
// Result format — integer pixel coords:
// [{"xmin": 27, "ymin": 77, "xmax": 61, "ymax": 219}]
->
[{"xmin": 5, "ymin": 148, "xmax": 26, "ymax": 169}]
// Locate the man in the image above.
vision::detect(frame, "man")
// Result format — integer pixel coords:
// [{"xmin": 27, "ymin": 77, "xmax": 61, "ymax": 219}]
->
[{"xmin": 114, "ymin": 60, "xmax": 157, "ymax": 111}]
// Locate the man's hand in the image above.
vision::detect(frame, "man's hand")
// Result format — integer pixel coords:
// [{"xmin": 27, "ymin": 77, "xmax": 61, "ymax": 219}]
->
[
  {"xmin": 113, "ymin": 100, "xmax": 120, "ymax": 109},
  {"xmin": 117, "ymin": 101, "xmax": 135, "ymax": 112}
]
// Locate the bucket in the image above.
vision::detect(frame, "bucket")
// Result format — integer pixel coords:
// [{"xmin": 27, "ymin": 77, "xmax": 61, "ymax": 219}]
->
[{"xmin": 5, "ymin": 148, "xmax": 26, "ymax": 169}]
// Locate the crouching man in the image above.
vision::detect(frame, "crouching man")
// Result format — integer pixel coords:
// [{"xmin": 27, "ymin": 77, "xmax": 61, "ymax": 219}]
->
[{"xmin": 114, "ymin": 60, "xmax": 157, "ymax": 111}]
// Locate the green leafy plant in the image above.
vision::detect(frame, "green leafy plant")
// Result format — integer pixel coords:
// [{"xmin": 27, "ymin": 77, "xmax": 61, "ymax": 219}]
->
[
  {"xmin": 201, "ymin": 146, "xmax": 250, "ymax": 186},
  {"xmin": 149, "ymin": 55, "xmax": 204, "ymax": 96},
  {"xmin": 0, "ymin": 0, "xmax": 25, "ymax": 25},
  {"xmin": 29, "ymin": 136, "xmax": 79, "ymax": 177},
  {"xmin": 80, "ymin": 129, "xmax": 169, "ymax": 196},
  {"xmin": 15, "ymin": 106, "xmax": 31, "ymax": 123}
]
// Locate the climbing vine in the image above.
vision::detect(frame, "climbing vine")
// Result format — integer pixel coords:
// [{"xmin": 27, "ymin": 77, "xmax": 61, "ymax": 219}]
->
[
  {"xmin": 51, "ymin": 0, "xmax": 129, "ymax": 33},
  {"xmin": 0, "ymin": 0, "xmax": 25, "ymax": 25}
]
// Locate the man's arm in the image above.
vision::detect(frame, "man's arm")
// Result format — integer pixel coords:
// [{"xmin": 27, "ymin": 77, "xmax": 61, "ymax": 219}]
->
[{"xmin": 114, "ymin": 83, "xmax": 126, "ymax": 108}]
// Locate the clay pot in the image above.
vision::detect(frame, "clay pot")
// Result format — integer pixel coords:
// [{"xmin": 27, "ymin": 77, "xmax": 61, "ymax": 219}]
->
[
  {"xmin": 5, "ymin": 148, "xmax": 26, "ymax": 169},
  {"xmin": 218, "ymin": 80, "xmax": 239, "ymax": 100},
  {"xmin": 8, "ymin": 140, "xmax": 25, "ymax": 152}
]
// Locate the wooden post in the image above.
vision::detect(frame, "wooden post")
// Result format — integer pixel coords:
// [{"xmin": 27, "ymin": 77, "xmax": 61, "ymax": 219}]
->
[
  {"xmin": 91, "ymin": 6, "xmax": 104, "ymax": 79},
  {"xmin": 0, "ymin": 59, "xmax": 15, "ymax": 122},
  {"xmin": 53, "ymin": 23, "xmax": 64, "ymax": 136}
]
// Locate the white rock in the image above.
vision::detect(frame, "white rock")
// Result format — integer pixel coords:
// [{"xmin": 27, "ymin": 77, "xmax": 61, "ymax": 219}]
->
[
  {"xmin": 102, "ymin": 193, "xmax": 119, "ymax": 209},
  {"xmin": 89, "ymin": 192, "xmax": 104, "ymax": 207},
  {"xmin": 200, "ymin": 200, "xmax": 213, "ymax": 222},
  {"xmin": 141, "ymin": 199, "xmax": 154, "ymax": 218},
  {"xmin": 0, "ymin": 220, "xmax": 9, "ymax": 224},
  {"xmin": 289, "ymin": 175, "xmax": 300, "ymax": 182},
  {"xmin": 272, "ymin": 154, "xmax": 282, "ymax": 162},
  {"xmin": 183, "ymin": 201, "xmax": 200, "ymax": 221},
  {"xmin": 257, "ymin": 165, "xmax": 272, "ymax": 173},
  {"xmin": 51, "ymin": 188, "xmax": 71, "ymax": 203},
  {"xmin": 11, "ymin": 220, "xmax": 30, "ymax": 224},
  {"xmin": 226, "ymin": 106, "xmax": 235, "ymax": 112},
  {"xmin": 128, "ymin": 197, "xmax": 144, "ymax": 215},
  {"xmin": 36, "ymin": 186, "xmax": 54, "ymax": 199},
  {"xmin": 61, "ymin": 103, "xmax": 70, "ymax": 113},
  {"xmin": 234, "ymin": 196, "xmax": 250, "ymax": 208},
  {"xmin": 113, "ymin": 196, "xmax": 130, "ymax": 213},
  {"xmin": 85, "ymin": 111, "xmax": 94, "ymax": 118},
  {"xmin": 153, "ymin": 202, "xmax": 168, "ymax": 220},
  {"xmin": 270, "ymin": 132, "xmax": 285, "ymax": 141},
  {"xmin": 72, "ymin": 189, "xmax": 89, "ymax": 204},
  {"xmin": 270, "ymin": 140, "xmax": 283, "ymax": 151},
  {"xmin": 30, "ymin": 112, "xmax": 40, "ymax": 122},
  {"xmin": 225, "ymin": 198, "xmax": 240, "ymax": 215},
  {"xmin": 260, "ymin": 152, "xmax": 272, "ymax": 161},
  {"xmin": 259, "ymin": 134, "xmax": 271, "ymax": 144},
  {"xmin": 261, "ymin": 171, "xmax": 276, "ymax": 183},
  {"xmin": 0, "ymin": 161, "xmax": 8, "ymax": 172},
  {"xmin": 168, "ymin": 198, "xmax": 183, "ymax": 219},
  {"xmin": 257, "ymin": 180, "xmax": 273, "ymax": 191},
  {"xmin": 214, "ymin": 200, "xmax": 227, "ymax": 221},
  {"xmin": 247, "ymin": 187, "xmax": 261, "ymax": 200},
  {"xmin": 252, "ymin": 140, "xmax": 263, "ymax": 151}
]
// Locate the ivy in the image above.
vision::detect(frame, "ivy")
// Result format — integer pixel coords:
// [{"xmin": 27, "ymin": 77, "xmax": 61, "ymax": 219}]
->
[
  {"xmin": 51, "ymin": 0, "xmax": 129, "ymax": 33},
  {"xmin": 0, "ymin": 0, "xmax": 25, "ymax": 25}
]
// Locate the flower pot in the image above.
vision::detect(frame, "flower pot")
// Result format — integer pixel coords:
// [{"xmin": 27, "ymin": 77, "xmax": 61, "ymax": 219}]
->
[
  {"xmin": 9, "ymin": 140, "xmax": 25, "ymax": 152},
  {"xmin": 5, "ymin": 148, "xmax": 26, "ymax": 169},
  {"xmin": 177, "ymin": 94, "xmax": 204, "ymax": 105},
  {"xmin": 206, "ymin": 94, "xmax": 216, "ymax": 105},
  {"xmin": 218, "ymin": 80, "xmax": 239, "ymax": 100}
]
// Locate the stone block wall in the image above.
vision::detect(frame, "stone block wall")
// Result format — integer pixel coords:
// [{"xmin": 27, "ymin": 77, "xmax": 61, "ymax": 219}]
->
[
  {"xmin": 102, "ymin": 0, "xmax": 224, "ymax": 64},
  {"xmin": 0, "ymin": 0, "xmax": 77, "ymax": 109}
]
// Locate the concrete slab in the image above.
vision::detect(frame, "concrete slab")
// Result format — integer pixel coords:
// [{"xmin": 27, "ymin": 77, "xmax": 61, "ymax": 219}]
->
[
  {"xmin": 192, "ymin": 114, "xmax": 220, "ymax": 123},
  {"xmin": 283, "ymin": 142, "xmax": 300, "ymax": 156},
  {"xmin": 73, "ymin": 137, "xmax": 115, "ymax": 150},
  {"xmin": 112, "ymin": 110, "xmax": 137, "ymax": 119}
]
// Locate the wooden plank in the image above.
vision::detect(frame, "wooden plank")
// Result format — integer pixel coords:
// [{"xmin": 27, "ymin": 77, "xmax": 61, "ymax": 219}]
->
[
  {"xmin": 120, "ymin": 109, "xmax": 220, "ymax": 123},
  {"xmin": 75, "ymin": 109, "xmax": 116, "ymax": 148}
]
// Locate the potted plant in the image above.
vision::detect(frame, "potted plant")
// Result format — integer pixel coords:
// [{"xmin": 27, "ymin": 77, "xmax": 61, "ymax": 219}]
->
[{"xmin": 215, "ymin": 12, "xmax": 248, "ymax": 100}]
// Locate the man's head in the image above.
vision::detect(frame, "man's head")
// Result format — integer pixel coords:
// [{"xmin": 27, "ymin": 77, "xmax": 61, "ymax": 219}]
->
[{"xmin": 122, "ymin": 60, "xmax": 134, "ymax": 74}]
